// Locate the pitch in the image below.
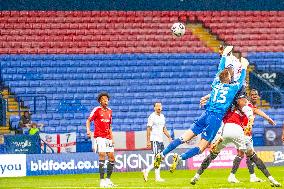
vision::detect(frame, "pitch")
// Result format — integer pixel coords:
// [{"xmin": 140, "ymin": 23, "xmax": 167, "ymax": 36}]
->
[{"xmin": 0, "ymin": 167, "xmax": 283, "ymax": 189}]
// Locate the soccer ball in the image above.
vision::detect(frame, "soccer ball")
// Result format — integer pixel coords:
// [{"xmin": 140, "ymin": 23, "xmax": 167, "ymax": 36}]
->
[{"xmin": 171, "ymin": 22, "xmax": 186, "ymax": 37}]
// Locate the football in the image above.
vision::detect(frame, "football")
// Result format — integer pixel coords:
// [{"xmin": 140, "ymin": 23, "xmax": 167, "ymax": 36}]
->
[{"xmin": 171, "ymin": 22, "xmax": 186, "ymax": 37}]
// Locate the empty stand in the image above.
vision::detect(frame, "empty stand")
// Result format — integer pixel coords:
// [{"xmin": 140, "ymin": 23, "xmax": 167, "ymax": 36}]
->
[
  {"xmin": 0, "ymin": 53, "xmax": 218, "ymax": 140},
  {"xmin": 0, "ymin": 11, "xmax": 211, "ymax": 54},
  {"xmin": 189, "ymin": 11, "xmax": 284, "ymax": 53},
  {"xmin": 1, "ymin": 53, "xmax": 283, "ymax": 144}
]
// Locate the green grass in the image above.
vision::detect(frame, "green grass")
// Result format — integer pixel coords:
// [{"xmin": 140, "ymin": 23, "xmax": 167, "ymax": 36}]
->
[{"xmin": 0, "ymin": 167, "xmax": 283, "ymax": 189}]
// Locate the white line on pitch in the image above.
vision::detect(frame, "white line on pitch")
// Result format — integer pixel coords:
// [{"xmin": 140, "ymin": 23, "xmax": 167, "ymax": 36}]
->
[{"xmin": 39, "ymin": 187, "xmax": 195, "ymax": 189}]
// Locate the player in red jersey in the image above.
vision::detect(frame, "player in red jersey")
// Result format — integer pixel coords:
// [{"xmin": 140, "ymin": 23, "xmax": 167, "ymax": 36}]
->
[
  {"xmin": 86, "ymin": 92, "xmax": 116, "ymax": 188},
  {"xmin": 190, "ymin": 89, "xmax": 281, "ymax": 187},
  {"xmin": 227, "ymin": 89, "xmax": 276, "ymax": 183}
]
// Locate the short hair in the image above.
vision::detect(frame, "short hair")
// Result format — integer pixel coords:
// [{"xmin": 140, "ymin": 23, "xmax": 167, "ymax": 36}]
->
[
  {"xmin": 219, "ymin": 69, "xmax": 230, "ymax": 83},
  {"xmin": 250, "ymin": 89, "xmax": 259, "ymax": 95},
  {"xmin": 97, "ymin": 92, "xmax": 110, "ymax": 103},
  {"xmin": 153, "ymin": 101, "xmax": 162, "ymax": 107}
]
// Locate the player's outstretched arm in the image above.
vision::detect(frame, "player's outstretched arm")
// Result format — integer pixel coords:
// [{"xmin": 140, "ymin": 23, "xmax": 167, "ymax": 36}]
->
[
  {"xmin": 235, "ymin": 69, "xmax": 246, "ymax": 89},
  {"xmin": 217, "ymin": 56, "xmax": 226, "ymax": 73},
  {"xmin": 234, "ymin": 57, "xmax": 249, "ymax": 89},
  {"xmin": 254, "ymin": 108, "xmax": 276, "ymax": 126},
  {"xmin": 217, "ymin": 46, "xmax": 234, "ymax": 72}
]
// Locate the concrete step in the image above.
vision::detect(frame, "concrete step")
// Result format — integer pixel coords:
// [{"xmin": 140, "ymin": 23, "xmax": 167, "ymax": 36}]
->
[{"xmin": 187, "ymin": 23, "xmax": 221, "ymax": 53}]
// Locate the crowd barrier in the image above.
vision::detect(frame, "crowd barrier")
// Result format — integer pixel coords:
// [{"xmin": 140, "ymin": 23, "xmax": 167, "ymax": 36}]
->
[{"xmin": 1, "ymin": 146, "xmax": 283, "ymax": 177}]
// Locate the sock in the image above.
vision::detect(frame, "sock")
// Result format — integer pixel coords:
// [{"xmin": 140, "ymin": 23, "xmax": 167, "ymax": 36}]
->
[
  {"xmin": 246, "ymin": 157, "xmax": 255, "ymax": 174},
  {"xmin": 197, "ymin": 151, "xmax": 219, "ymax": 175},
  {"xmin": 106, "ymin": 161, "xmax": 115, "ymax": 179},
  {"xmin": 99, "ymin": 160, "xmax": 105, "ymax": 179},
  {"xmin": 146, "ymin": 163, "xmax": 154, "ymax": 173},
  {"xmin": 155, "ymin": 167, "xmax": 161, "ymax": 180},
  {"xmin": 249, "ymin": 153, "xmax": 271, "ymax": 178},
  {"xmin": 194, "ymin": 173, "xmax": 200, "ymax": 179},
  {"xmin": 162, "ymin": 138, "xmax": 183, "ymax": 156},
  {"xmin": 242, "ymin": 105, "xmax": 253, "ymax": 118},
  {"xmin": 250, "ymin": 173, "xmax": 256, "ymax": 178},
  {"xmin": 268, "ymin": 176, "xmax": 275, "ymax": 181},
  {"xmin": 180, "ymin": 147, "xmax": 201, "ymax": 160},
  {"xmin": 231, "ymin": 156, "xmax": 243, "ymax": 174}
]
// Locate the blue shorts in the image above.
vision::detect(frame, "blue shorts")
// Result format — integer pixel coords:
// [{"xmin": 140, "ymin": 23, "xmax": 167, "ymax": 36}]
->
[{"xmin": 189, "ymin": 111, "xmax": 223, "ymax": 142}]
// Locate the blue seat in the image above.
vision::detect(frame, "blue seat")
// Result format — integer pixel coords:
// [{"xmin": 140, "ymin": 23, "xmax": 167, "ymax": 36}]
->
[
  {"xmin": 2, "ymin": 53, "xmax": 283, "ymax": 135},
  {"xmin": 9, "ymin": 115, "xmax": 20, "ymax": 130}
]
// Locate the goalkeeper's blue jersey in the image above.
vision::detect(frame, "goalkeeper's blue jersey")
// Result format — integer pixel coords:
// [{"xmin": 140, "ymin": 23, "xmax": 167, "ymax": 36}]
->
[{"xmin": 206, "ymin": 69, "xmax": 246, "ymax": 115}]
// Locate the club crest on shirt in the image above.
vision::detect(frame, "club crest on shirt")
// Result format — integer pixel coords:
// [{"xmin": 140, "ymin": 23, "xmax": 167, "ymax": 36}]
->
[{"xmin": 101, "ymin": 119, "xmax": 110, "ymax": 123}]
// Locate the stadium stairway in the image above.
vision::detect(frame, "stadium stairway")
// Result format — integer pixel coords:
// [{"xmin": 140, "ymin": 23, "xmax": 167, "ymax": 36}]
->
[
  {"xmin": 191, "ymin": 11, "xmax": 284, "ymax": 53},
  {"xmin": 187, "ymin": 23, "xmax": 222, "ymax": 53},
  {"xmin": 0, "ymin": 88, "xmax": 28, "ymax": 134}
]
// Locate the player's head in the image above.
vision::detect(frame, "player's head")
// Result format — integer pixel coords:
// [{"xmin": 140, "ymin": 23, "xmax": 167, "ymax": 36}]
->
[
  {"xmin": 31, "ymin": 122, "xmax": 37, "ymax": 128},
  {"xmin": 97, "ymin": 92, "xmax": 110, "ymax": 108},
  {"xmin": 24, "ymin": 111, "xmax": 30, "ymax": 116},
  {"xmin": 219, "ymin": 69, "xmax": 231, "ymax": 84},
  {"xmin": 226, "ymin": 66, "xmax": 234, "ymax": 80},
  {"xmin": 154, "ymin": 102, "xmax": 162, "ymax": 115},
  {"xmin": 249, "ymin": 89, "xmax": 259, "ymax": 104}
]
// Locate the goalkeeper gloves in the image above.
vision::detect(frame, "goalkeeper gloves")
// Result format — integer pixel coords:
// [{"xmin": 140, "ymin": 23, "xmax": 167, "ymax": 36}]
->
[
  {"xmin": 240, "ymin": 57, "xmax": 250, "ymax": 69},
  {"xmin": 222, "ymin": 46, "xmax": 233, "ymax": 56}
]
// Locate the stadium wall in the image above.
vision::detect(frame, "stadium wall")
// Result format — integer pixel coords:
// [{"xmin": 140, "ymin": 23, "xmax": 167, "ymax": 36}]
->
[
  {"xmin": 1, "ymin": 146, "xmax": 283, "ymax": 177},
  {"xmin": 1, "ymin": 0, "xmax": 284, "ymax": 10}
]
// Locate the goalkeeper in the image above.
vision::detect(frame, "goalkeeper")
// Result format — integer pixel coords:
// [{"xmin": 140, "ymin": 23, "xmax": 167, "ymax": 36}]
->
[{"xmin": 190, "ymin": 91, "xmax": 280, "ymax": 187}]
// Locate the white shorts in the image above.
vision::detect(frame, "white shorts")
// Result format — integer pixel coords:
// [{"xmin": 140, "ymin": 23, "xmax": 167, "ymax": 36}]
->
[
  {"xmin": 244, "ymin": 135, "xmax": 254, "ymax": 151},
  {"xmin": 216, "ymin": 123, "xmax": 247, "ymax": 152},
  {"xmin": 92, "ymin": 137, "xmax": 114, "ymax": 153}
]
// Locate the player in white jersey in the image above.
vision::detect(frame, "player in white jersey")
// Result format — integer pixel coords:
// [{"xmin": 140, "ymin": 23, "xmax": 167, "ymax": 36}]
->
[{"xmin": 142, "ymin": 102, "xmax": 172, "ymax": 182}]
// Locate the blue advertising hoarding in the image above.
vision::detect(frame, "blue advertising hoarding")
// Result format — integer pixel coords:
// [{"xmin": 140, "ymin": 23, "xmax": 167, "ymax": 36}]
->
[
  {"xmin": 4, "ymin": 135, "xmax": 41, "ymax": 154},
  {"xmin": 26, "ymin": 152, "xmax": 98, "ymax": 176}
]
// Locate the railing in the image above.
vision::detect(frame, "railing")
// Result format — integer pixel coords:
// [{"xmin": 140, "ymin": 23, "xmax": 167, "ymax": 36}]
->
[
  {"xmin": 0, "ymin": 97, "xmax": 6, "ymax": 126},
  {"xmin": 4, "ymin": 95, "xmax": 48, "ymax": 115}
]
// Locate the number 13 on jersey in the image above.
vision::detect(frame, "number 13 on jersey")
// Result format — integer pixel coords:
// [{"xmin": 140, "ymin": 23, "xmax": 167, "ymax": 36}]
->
[{"xmin": 212, "ymin": 86, "xmax": 228, "ymax": 103}]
